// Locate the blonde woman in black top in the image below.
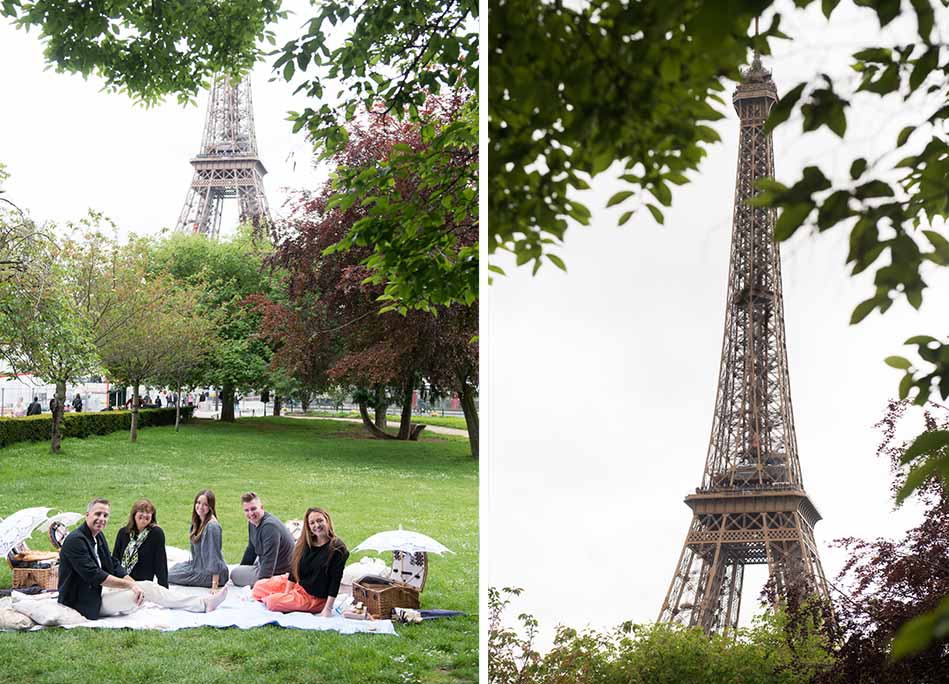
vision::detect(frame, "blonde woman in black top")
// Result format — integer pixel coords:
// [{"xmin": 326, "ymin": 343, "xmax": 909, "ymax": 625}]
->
[{"xmin": 251, "ymin": 506, "xmax": 349, "ymax": 616}]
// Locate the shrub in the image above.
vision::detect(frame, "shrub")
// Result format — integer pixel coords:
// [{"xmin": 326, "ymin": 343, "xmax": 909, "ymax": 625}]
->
[
  {"xmin": 489, "ymin": 587, "xmax": 834, "ymax": 684},
  {"xmin": 0, "ymin": 407, "xmax": 194, "ymax": 448}
]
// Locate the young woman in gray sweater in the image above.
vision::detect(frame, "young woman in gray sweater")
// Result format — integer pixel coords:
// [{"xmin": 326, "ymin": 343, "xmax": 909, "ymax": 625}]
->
[{"xmin": 168, "ymin": 490, "xmax": 229, "ymax": 590}]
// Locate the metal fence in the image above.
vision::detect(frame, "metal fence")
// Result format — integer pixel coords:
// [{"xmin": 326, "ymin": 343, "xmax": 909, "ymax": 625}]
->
[
  {"xmin": 0, "ymin": 376, "xmax": 475, "ymax": 419},
  {"xmin": 0, "ymin": 376, "xmax": 112, "ymax": 416}
]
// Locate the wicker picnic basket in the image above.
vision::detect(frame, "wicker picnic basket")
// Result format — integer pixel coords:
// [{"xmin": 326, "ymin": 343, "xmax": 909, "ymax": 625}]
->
[
  {"xmin": 352, "ymin": 577, "xmax": 420, "ymax": 619},
  {"xmin": 12, "ymin": 565, "xmax": 59, "ymax": 590},
  {"xmin": 7, "ymin": 547, "xmax": 60, "ymax": 590}
]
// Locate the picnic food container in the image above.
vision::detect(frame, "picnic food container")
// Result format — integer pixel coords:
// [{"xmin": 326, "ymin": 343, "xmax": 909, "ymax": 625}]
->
[
  {"xmin": 352, "ymin": 577, "xmax": 419, "ymax": 618},
  {"xmin": 12, "ymin": 565, "xmax": 59, "ymax": 590},
  {"xmin": 7, "ymin": 549, "xmax": 60, "ymax": 590}
]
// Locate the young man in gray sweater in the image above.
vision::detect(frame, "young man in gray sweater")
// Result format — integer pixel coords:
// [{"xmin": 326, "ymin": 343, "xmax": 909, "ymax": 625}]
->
[{"xmin": 230, "ymin": 492, "xmax": 296, "ymax": 587}]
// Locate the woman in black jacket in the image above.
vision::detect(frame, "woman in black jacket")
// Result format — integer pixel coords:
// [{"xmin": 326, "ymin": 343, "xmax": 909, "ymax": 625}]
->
[{"xmin": 112, "ymin": 499, "xmax": 169, "ymax": 588}]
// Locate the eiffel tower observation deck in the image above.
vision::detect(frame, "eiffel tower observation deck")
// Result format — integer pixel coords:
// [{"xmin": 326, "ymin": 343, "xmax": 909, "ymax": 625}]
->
[
  {"xmin": 175, "ymin": 74, "xmax": 271, "ymax": 239},
  {"xmin": 657, "ymin": 56, "xmax": 833, "ymax": 634}
]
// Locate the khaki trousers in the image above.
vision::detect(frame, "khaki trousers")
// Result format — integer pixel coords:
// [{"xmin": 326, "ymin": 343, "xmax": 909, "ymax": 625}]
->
[{"xmin": 100, "ymin": 580, "xmax": 206, "ymax": 616}]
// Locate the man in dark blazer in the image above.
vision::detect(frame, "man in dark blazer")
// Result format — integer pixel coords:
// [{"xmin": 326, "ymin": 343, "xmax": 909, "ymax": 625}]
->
[{"xmin": 58, "ymin": 498, "xmax": 144, "ymax": 619}]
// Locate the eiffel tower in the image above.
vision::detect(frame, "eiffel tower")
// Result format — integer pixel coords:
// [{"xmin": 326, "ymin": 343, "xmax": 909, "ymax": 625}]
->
[
  {"xmin": 175, "ymin": 74, "xmax": 271, "ymax": 239},
  {"xmin": 657, "ymin": 57, "xmax": 833, "ymax": 634}
]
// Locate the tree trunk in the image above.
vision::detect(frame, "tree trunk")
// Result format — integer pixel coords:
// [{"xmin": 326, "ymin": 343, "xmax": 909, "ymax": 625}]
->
[
  {"xmin": 358, "ymin": 399, "xmax": 396, "ymax": 439},
  {"xmin": 273, "ymin": 394, "xmax": 282, "ymax": 417},
  {"xmin": 50, "ymin": 380, "xmax": 66, "ymax": 454},
  {"xmin": 174, "ymin": 384, "xmax": 182, "ymax": 432},
  {"xmin": 459, "ymin": 381, "xmax": 479, "ymax": 459},
  {"xmin": 131, "ymin": 383, "xmax": 140, "ymax": 442},
  {"xmin": 301, "ymin": 392, "xmax": 311, "ymax": 413},
  {"xmin": 220, "ymin": 383, "xmax": 235, "ymax": 422},
  {"xmin": 397, "ymin": 376, "xmax": 414, "ymax": 440},
  {"xmin": 374, "ymin": 384, "xmax": 387, "ymax": 429}
]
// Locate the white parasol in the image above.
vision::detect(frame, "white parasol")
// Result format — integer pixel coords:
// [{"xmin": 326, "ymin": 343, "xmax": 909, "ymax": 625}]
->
[
  {"xmin": 0, "ymin": 507, "xmax": 53, "ymax": 557},
  {"xmin": 352, "ymin": 527, "xmax": 454, "ymax": 556},
  {"xmin": 37, "ymin": 512, "xmax": 82, "ymax": 532}
]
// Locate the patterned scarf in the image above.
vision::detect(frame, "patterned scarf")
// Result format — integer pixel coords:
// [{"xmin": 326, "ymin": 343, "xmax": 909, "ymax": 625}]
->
[{"xmin": 121, "ymin": 527, "xmax": 150, "ymax": 572}]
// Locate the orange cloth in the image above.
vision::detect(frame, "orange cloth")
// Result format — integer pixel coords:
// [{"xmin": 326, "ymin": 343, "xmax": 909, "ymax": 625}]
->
[{"xmin": 252, "ymin": 574, "xmax": 327, "ymax": 614}]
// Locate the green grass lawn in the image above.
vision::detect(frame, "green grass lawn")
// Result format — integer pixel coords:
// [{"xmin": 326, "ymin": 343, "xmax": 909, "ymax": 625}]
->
[
  {"xmin": 0, "ymin": 417, "xmax": 478, "ymax": 684},
  {"xmin": 412, "ymin": 416, "xmax": 469, "ymax": 431},
  {"xmin": 301, "ymin": 411, "xmax": 469, "ymax": 432}
]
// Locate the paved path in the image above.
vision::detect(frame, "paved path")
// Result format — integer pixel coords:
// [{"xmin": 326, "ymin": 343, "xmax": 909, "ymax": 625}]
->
[
  {"xmin": 192, "ymin": 409, "xmax": 467, "ymax": 437},
  {"xmin": 285, "ymin": 414, "xmax": 468, "ymax": 436}
]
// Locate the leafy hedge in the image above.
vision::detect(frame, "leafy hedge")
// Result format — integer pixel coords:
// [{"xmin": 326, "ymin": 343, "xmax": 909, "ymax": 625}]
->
[{"xmin": 0, "ymin": 408, "xmax": 194, "ymax": 448}]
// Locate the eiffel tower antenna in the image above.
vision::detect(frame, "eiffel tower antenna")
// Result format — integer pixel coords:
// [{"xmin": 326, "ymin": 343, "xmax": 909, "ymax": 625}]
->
[
  {"xmin": 175, "ymin": 74, "xmax": 271, "ymax": 239},
  {"xmin": 657, "ymin": 56, "xmax": 833, "ymax": 634}
]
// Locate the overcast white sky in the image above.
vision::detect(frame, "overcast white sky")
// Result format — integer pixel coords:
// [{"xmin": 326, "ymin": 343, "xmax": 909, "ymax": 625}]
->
[
  {"xmin": 487, "ymin": 1, "xmax": 949, "ymax": 646},
  {"xmin": 0, "ymin": 0, "xmax": 324, "ymax": 240}
]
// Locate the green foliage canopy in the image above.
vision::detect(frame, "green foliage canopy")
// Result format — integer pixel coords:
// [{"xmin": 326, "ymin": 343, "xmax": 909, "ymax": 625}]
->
[
  {"xmin": 751, "ymin": 1, "xmax": 948, "ymax": 411},
  {"xmin": 149, "ymin": 230, "xmax": 274, "ymax": 397},
  {"xmin": 5, "ymin": 1, "xmax": 480, "ymax": 310},
  {"xmin": 2, "ymin": 214, "xmax": 142, "ymax": 450},
  {"xmin": 488, "ymin": 0, "xmax": 781, "ymax": 274},
  {"xmin": 488, "ymin": 587, "xmax": 833, "ymax": 684},
  {"xmin": 0, "ymin": 0, "xmax": 282, "ymax": 105},
  {"xmin": 275, "ymin": 0, "xmax": 480, "ymax": 310},
  {"xmin": 276, "ymin": 0, "xmax": 478, "ymax": 158},
  {"xmin": 750, "ymin": 7, "xmax": 949, "ymax": 652},
  {"xmin": 321, "ymin": 95, "xmax": 478, "ymax": 312}
]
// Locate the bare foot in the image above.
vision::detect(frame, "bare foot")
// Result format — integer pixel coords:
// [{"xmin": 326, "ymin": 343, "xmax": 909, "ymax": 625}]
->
[{"xmin": 204, "ymin": 586, "xmax": 228, "ymax": 612}]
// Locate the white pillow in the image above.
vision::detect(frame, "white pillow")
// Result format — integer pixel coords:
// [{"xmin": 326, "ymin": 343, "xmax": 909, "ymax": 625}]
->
[
  {"xmin": 12, "ymin": 598, "xmax": 86, "ymax": 626},
  {"xmin": 343, "ymin": 556, "xmax": 390, "ymax": 584},
  {"xmin": 0, "ymin": 608, "xmax": 34, "ymax": 631}
]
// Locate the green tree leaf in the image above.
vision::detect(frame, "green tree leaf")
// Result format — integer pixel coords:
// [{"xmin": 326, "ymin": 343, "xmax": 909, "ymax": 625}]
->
[
  {"xmin": 646, "ymin": 204, "xmax": 665, "ymax": 225},
  {"xmin": 850, "ymin": 158, "xmax": 868, "ymax": 179},
  {"xmin": 900, "ymin": 429, "xmax": 949, "ymax": 463},
  {"xmin": 884, "ymin": 355, "xmax": 912, "ymax": 370},
  {"xmin": 607, "ymin": 191, "xmax": 635, "ymax": 208},
  {"xmin": 850, "ymin": 297, "xmax": 879, "ymax": 324},
  {"xmin": 765, "ymin": 83, "xmax": 805, "ymax": 134},
  {"xmin": 546, "ymin": 253, "xmax": 566, "ymax": 271},
  {"xmin": 774, "ymin": 203, "xmax": 812, "ymax": 241},
  {"xmin": 892, "ymin": 598, "xmax": 949, "ymax": 660},
  {"xmin": 821, "ymin": 0, "xmax": 842, "ymax": 17}
]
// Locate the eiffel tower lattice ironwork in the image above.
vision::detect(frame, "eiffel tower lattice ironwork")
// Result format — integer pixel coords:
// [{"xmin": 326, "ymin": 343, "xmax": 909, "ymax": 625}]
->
[
  {"xmin": 657, "ymin": 57, "xmax": 833, "ymax": 634},
  {"xmin": 175, "ymin": 74, "xmax": 271, "ymax": 239}
]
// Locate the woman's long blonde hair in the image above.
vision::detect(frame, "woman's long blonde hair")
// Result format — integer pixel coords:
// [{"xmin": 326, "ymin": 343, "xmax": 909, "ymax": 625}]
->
[{"xmin": 290, "ymin": 506, "xmax": 342, "ymax": 582}]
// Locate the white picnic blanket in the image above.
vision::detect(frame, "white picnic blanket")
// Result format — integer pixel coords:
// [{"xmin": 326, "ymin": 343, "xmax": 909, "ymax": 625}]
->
[{"xmin": 31, "ymin": 585, "xmax": 396, "ymax": 635}]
